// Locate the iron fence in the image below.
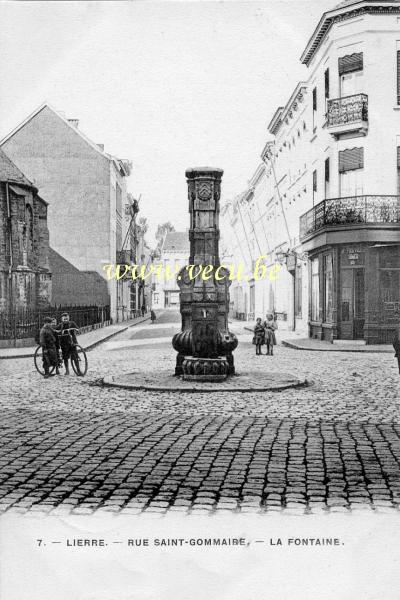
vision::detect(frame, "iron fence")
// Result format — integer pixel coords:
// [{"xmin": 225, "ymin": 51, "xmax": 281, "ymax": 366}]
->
[
  {"xmin": 300, "ymin": 195, "xmax": 400, "ymax": 240},
  {"xmin": 0, "ymin": 305, "xmax": 110, "ymax": 342},
  {"xmin": 327, "ymin": 93, "xmax": 368, "ymax": 127}
]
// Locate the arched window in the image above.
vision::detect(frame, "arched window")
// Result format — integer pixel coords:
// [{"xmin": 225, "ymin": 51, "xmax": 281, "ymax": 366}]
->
[{"xmin": 25, "ymin": 205, "xmax": 33, "ymax": 254}]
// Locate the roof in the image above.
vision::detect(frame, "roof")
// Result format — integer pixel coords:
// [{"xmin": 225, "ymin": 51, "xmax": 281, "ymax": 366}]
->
[
  {"xmin": 162, "ymin": 231, "xmax": 190, "ymax": 254},
  {"xmin": 0, "ymin": 102, "xmax": 131, "ymax": 176},
  {"xmin": 300, "ymin": 0, "xmax": 400, "ymax": 66},
  {"xmin": 0, "ymin": 148, "xmax": 35, "ymax": 189}
]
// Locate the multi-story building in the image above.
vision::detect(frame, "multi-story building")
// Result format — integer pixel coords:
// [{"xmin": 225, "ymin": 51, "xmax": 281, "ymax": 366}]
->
[
  {"xmin": 223, "ymin": 0, "xmax": 400, "ymax": 344},
  {"xmin": 152, "ymin": 231, "xmax": 190, "ymax": 309},
  {"xmin": 0, "ymin": 148, "xmax": 51, "ymax": 312},
  {"xmin": 0, "ymin": 103, "xmax": 133, "ymax": 322}
]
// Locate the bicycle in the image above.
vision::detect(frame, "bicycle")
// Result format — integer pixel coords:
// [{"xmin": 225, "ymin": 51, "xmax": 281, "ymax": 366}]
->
[{"xmin": 34, "ymin": 328, "xmax": 88, "ymax": 377}]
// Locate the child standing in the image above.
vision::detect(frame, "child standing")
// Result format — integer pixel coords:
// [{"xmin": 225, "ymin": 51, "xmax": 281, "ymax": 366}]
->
[
  {"xmin": 264, "ymin": 313, "xmax": 278, "ymax": 356},
  {"xmin": 253, "ymin": 317, "xmax": 265, "ymax": 355}
]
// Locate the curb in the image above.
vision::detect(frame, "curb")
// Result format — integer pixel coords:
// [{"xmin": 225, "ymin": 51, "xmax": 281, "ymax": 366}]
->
[
  {"xmin": 0, "ymin": 316, "xmax": 150, "ymax": 360},
  {"xmin": 281, "ymin": 339, "xmax": 393, "ymax": 354},
  {"xmin": 101, "ymin": 375, "xmax": 310, "ymax": 394}
]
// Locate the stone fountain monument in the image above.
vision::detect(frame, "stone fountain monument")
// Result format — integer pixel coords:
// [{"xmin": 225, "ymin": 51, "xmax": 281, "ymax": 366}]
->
[{"xmin": 172, "ymin": 167, "xmax": 238, "ymax": 381}]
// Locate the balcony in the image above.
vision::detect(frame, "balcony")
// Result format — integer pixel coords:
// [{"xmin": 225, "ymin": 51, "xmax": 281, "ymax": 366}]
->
[
  {"xmin": 300, "ymin": 195, "xmax": 400, "ymax": 241},
  {"xmin": 326, "ymin": 94, "xmax": 368, "ymax": 138},
  {"xmin": 116, "ymin": 249, "xmax": 133, "ymax": 265}
]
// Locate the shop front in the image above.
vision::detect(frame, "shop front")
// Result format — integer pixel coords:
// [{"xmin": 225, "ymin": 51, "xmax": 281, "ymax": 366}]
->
[{"xmin": 307, "ymin": 244, "xmax": 399, "ymax": 344}]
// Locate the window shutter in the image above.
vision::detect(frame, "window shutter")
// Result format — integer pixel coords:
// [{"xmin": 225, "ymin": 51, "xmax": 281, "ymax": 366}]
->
[
  {"xmin": 397, "ymin": 51, "xmax": 400, "ymax": 105},
  {"xmin": 312, "ymin": 88, "xmax": 317, "ymax": 111},
  {"xmin": 324, "ymin": 69, "xmax": 330, "ymax": 99},
  {"xmin": 338, "ymin": 52, "xmax": 363, "ymax": 76},
  {"xmin": 338, "ymin": 147, "xmax": 364, "ymax": 172},
  {"xmin": 313, "ymin": 169, "xmax": 317, "ymax": 192},
  {"xmin": 397, "ymin": 146, "xmax": 400, "ymax": 167},
  {"xmin": 325, "ymin": 158, "xmax": 330, "ymax": 182}
]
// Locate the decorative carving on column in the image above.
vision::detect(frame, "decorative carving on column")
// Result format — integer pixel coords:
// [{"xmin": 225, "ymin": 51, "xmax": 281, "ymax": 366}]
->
[{"xmin": 172, "ymin": 167, "xmax": 238, "ymax": 380}]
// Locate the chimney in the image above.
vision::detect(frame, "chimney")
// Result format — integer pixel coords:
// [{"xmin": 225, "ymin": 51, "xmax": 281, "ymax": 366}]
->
[{"xmin": 67, "ymin": 119, "xmax": 79, "ymax": 128}]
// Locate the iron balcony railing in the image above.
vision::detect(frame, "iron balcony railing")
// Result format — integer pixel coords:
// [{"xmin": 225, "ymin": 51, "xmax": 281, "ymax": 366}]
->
[
  {"xmin": 327, "ymin": 93, "xmax": 368, "ymax": 128},
  {"xmin": 300, "ymin": 195, "xmax": 400, "ymax": 240},
  {"xmin": 116, "ymin": 249, "xmax": 134, "ymax": 264}
]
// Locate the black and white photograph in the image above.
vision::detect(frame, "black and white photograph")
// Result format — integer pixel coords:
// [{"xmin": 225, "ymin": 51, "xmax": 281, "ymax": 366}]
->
[{"xmin": 0, "ymin": 0, "xmax": 400, "ymax": 598}]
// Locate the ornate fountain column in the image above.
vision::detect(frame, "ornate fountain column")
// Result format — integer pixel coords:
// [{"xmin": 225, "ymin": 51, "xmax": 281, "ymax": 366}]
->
[{"xmin": 172, "ymin": 167, "xmax": 238, "ymax": 381}]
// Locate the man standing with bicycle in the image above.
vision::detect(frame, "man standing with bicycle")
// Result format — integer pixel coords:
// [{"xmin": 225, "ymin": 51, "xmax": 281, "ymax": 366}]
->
[
  {"xmin": 39, "ymin": 317, "xmax": 59, "ymax": 378},
  {"xmin": 55, "ymin": 313, "xmax": 79, "ymax": 375}
]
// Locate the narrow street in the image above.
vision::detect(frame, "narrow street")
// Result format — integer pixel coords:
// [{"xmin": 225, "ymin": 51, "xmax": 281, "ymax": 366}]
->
[{"xmin": 0, "ymin": 310, "xmax": 399, "ymax": 515}]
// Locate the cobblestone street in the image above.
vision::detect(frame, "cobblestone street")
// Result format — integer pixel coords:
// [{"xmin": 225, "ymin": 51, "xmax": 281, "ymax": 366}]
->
[{"xmin": 0, "ymin": 310, "xmax": 399, "ymax": 516}]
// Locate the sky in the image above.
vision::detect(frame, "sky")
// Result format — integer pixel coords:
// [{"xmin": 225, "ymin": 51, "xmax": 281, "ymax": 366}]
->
[{"xmin": 0, "ymin": 0, "xmax": 336, "ymax": 245}]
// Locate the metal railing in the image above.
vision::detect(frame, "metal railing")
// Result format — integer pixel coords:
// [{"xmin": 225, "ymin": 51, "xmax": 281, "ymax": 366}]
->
[
  {"xmin": 116, "ymin": 250, "xmax": 133, "ymax": 264},
  {"xmin": 0, "ymin": 304, "xmax": 111, "ymax": 342},
  {"xmin": 327, "ymin": 93, "xmax": 368, "ymax": 127},
  {"xmin": 300, "ymin": 195, "xmax": 400, "ymax": 240}
]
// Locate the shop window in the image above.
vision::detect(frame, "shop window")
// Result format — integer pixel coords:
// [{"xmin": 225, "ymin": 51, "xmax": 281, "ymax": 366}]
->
[
  {"xmin": 295, "ymin": 263, "xmax": 302, "ymax": 317},
  {"xmin": 311, "ymin": 258, "xmax": 319, "ymax": 321},
  {"xmin": 324, "ymin": 254, "xmax": 333, "ymax": 322}
]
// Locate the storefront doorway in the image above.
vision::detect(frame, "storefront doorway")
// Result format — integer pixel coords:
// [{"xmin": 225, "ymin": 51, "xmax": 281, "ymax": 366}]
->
[{"xmin": 340, "ymin": 267, "xmax": 365, "ymax": 339}]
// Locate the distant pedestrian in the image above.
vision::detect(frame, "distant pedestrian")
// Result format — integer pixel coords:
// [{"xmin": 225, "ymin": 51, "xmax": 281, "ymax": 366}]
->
[
  {"xmin": 141, "ymin": 304, "xmax": 146, "ymax": 317},
  {"xmin": 150, "ymin": 309, "xmax": 156, "ymax": 324},
  {"xmin": 393, "ymin": 324, "xmax": 400, "ymax": 375},
  {"xmin": 252, "ymin": 317, "xmax": 265, "ymax": 355},
  {"xmin": 39, "ymin": 317, "xmax": 58, "ymax": 378},
  {"xmin": 264, "ymin": 312, "xmax": 278, "ymax": 356}
]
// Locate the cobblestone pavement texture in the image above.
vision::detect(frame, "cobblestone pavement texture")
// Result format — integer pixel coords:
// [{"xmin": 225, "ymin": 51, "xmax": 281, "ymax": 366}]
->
[{"xmin": 0, "ymin": 310, "xmax": 399, "ymax": 516}]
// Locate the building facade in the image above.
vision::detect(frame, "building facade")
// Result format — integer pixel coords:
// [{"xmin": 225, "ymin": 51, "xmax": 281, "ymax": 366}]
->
[
  {"xmin": 0, "ymin": 104, "xmax": 133, "ymax": 322},
  {"xmin": 0, "ymin": 148, "xmax": 51, "ymax": 312},
  {"xmin": 223, "ymin": 0, "xmax": 400, "ymax": 343},
  {"xmin": 152, "ymin": 231, "xmax": 190, "ymax": 309}
]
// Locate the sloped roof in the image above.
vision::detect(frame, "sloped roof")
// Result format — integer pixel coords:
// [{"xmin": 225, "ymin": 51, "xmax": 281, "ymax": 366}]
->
[
  {"xmin": 162, "ymin": 231, "xmax": 190, "ymax": 254},
  {"xmin": 0, "ymin": 103, "xmax": 132, "ymax": 176},
  {"xmin": 0, "ymin": 148, "xmax": 34, "ymax": 188}
]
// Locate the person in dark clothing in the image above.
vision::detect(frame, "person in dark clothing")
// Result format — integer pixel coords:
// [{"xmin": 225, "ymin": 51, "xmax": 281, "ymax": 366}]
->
[
  {"xmin": 55, "ymin": 313, "xmax": 79, "ymax": 375},
  {"xmin": 141, "ymin": 305, "xmax": 146, "ymax": 317},
  {"xmin": 39, "ymin": 317, "xmax": 59, "ymax": 378},
  {"xmin": 252, "ymin": 317, "xmax": 265, "ymax": 355},
  {"xmin": 150, "ymin": 309, "xmax": 156, "ymax": 324},
  {"xmin": 393, "ymin": 325, "xmax": 400, "ymax": 375}
]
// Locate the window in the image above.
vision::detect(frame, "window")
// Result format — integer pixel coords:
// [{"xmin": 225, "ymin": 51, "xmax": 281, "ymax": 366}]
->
[
  {"xmin": 324, "ymin": 68, "xmax": 330, "ymax": 99},
  {"xmin": 339, "ymin": 147, "xmax": 364, "ymax": 196},
  {"xmin": 295, "ymin": 263, "xmax": 302, "ymax": 317},
  {"xmin": 116, "ymin": 183, "xmax": 122, "ymax": 216},
  {"xmin": 397, "ymin": 147, "xmax": 400, "ymax": 195},
  {"xmin": 311, "ymin": 258, "xmax": 319, "ymax": 321},
  {"xmin": 312, "ymin": 87, "xmax": 317, "ymax": 131},
  {"xmin": 325, "ymin": 158, "xmax": 330, "ymax": 183},
  {"xmin": 397, "ymin": 50, "xmax": 400, "ymax": 105},
  {"xmin": 324, "ymin": 254, "xmax": 333, "ymax": 322},
  {"xmin": 313, "ymin": 169, "xmax": 317, "ymax": 206},
  {"xmin": 339, "ymin": 52, "xmax": 363, "ymax": 97},
  {"xmin": 325, "ymin": 157, "xmax": 330, "ymax": 198}
]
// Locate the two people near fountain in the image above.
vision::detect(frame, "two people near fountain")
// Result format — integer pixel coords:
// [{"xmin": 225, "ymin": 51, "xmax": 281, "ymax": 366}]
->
[{"xmin": 252, "ymin": 313, "xmax": 278, "ymax": 356}]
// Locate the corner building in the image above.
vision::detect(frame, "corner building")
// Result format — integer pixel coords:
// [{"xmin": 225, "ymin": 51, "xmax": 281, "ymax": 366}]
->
[
  {"xmin": 226, "ymin": 0, "xmax": 400, "ymax": 343},
  {"xmin": 299, "ymin": 0, "xmax": 400, "ymax": 343}
]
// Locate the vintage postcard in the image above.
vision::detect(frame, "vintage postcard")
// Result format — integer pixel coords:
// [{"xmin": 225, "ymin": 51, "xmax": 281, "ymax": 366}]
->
[{"xmin": 0, "ymin": 0, "xmax": 400, "ymax": 598}]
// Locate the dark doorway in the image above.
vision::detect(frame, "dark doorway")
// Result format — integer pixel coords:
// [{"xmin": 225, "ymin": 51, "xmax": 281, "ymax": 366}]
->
[{"xmin": 340, "ymin": 267, "xmax": 365, "ymax": 339}]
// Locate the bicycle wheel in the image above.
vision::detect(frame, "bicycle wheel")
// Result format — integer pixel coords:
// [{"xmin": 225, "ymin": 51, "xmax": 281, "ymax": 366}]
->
[
  {"xmin": 34, "ymin": 346, "xmax": 55, "ymax": 377},
  {"xmin": 70, "ymin": 345, "xmax": 88, "ymax": 376}
]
